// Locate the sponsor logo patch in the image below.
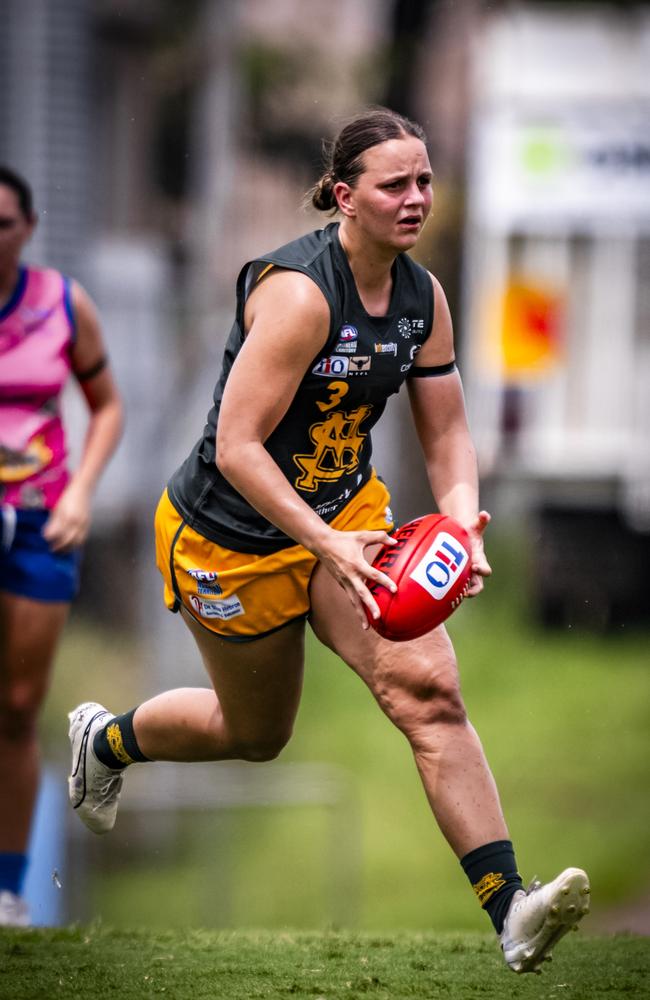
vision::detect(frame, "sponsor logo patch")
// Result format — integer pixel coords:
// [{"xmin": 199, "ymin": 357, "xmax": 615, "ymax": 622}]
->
[
  {"xmin": 374, "ymin": 342, "xmax": 398, "ymax": 356},
  {"xmin": 409, "ymin": 531, "xmax": 469, "ymax": 600},
  {"xmin": 314, "ymin": 487, "xmax": 352, "ymax": 518},
  {"xmin": 348, "ymin": 355, "xmax": 371, "ymax": 375},
  {"xmin": 398, "ymin": 317, "xmax": 425, "ymax": 338},
  {"xmin": 335, "ymin": 340, "xmax": 358, "ymax": 353},
  {"xmin": 312, "ymin": 356, "xmax": 349, "ymax": 377},
  {"xmin": 189, "ymin": 594, "xmax": 245, "ymax": 620},
  {"xmin": 400, "ymin": 344, "xmax": 423, "ymax": 373}
]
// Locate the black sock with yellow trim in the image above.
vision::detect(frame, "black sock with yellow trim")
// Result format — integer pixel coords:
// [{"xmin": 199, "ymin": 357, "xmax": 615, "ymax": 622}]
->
[
  {"xmin": 93, "ymin": 708, "xmax": 151, "ymax": 770},
  {"xmin": 460, "ymin": 840, "xmax": 524, "ymax": 934}
]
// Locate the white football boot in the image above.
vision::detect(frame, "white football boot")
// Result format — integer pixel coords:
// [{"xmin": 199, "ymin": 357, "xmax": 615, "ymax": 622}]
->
[
  {"xmin": 0, "ymin": 890, "xmax": 30, "ymax": 927},
  {"xmin": 500, "ymin": 867, "xmax": 591, "ymax": 974},
  {"xmin": 68, "ymin": 702, "xmax": 124, "ymax": 834}
]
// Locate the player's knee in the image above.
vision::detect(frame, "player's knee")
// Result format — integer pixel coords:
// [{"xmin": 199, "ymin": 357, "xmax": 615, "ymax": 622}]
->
[
  {"xmin": 234, "ymin": 730, "xmax": 292, "ymax": 762},
  {"xmin": 372, "ymin": 653, "xmax": 467, "ymax": 735},
  {"xmin": 0, "ymin": 692, "xmax": 39, "ymax": 742}
]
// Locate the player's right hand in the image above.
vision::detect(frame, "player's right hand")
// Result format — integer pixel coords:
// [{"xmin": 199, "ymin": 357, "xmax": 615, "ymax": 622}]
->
[{"xmin": 312, "ymin": 527, "xmax": 397, "ymax": 628}]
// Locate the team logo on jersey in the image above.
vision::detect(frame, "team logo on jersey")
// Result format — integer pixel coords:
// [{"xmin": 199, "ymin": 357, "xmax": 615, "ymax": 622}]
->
[
  {"xmin": 374, "ymin": 342, "xmax": 397, "ymax": 356},
  {"xmin": 189, "ymin": 594, "xmax": 244, "ymax": 620},
  {"xmin": 348, "ymin": 355, "xmax": 371, "ymax": 376},
  {"xmin": 293, "ymin": 404, "xmax": 372, "ymax": 492},
  {"xmin": 338, "ymin": 325, "xmax": 358, "ymax": 341},
  {"xmin": 312, "ymin": 356, "xmax": 350, "ymax": 377},
  {"xmin": 186, "ymin": 568, "xmax": 222, "ymax": 595}
]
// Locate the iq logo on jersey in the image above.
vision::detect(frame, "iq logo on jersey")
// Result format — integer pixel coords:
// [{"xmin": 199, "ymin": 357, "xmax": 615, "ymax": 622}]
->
[
  {"xmin": 312, "ymin": 356, "xmax": 350, "ymax": 377},
  {"xmin": 409, "ymin": 532, "xmax": 469, "ymax": 601}
]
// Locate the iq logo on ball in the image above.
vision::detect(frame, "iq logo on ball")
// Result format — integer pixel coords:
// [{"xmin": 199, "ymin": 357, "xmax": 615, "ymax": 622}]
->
[{"xmin": 409, "ymin": 532, "xmax": 469, "ymax": 601}]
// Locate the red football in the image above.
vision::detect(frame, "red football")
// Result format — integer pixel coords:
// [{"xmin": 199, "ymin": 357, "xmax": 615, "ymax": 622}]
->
[{"xmin": 366, "ymin": 514, "xmax": 472, "ymax": 641}]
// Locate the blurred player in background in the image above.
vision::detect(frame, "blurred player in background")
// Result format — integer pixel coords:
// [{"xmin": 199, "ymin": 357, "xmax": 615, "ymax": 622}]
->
[
  {"xmin": 67, "ymin": 110, "xmax": 588, "ymax": 972},
  {"xmin": 0, "ymin": 165, "xmax": 123, "ymax": 926}
]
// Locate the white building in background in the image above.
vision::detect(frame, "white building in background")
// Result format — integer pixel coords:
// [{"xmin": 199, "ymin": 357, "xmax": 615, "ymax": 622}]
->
[{"xmin": 463, "ymin": 3, "xmax": 650, "ymax": 626}]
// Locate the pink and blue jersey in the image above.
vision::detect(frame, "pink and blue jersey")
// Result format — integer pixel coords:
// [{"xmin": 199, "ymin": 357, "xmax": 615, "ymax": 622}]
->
[{"xmin": 0, "ymin": 265, "xmax": 75, "ymax": 511}]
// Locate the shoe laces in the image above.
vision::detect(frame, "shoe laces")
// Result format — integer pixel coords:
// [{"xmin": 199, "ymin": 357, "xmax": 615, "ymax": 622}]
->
[{"xmin": 90, "ymin": 771, "xmax": 123, "ymax": 812}]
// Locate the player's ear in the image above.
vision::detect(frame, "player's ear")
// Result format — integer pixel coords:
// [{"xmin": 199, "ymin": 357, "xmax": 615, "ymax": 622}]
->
[{"xmin": 334, "ymin": 181, "xmax": 356, "ymax": 218}]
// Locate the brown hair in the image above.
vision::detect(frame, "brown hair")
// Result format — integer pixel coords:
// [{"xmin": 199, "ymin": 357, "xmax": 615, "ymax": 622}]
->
[
  {"xmin": 310, "ymin": 107, "xmax": 427, "ymax": 212},
  {"xmin": 0, "ymin": 165, "xmax": 35, "ymax": 221}
]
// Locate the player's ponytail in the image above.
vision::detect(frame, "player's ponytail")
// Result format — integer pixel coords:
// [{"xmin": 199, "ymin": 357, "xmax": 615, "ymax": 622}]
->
[{"xmin": 310, "ymin": 168, "xmax": 337, "ymax": 212}]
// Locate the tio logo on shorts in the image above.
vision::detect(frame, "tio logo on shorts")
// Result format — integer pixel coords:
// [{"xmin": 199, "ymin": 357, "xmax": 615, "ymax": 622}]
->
[{"xmin": 409, "ymin": 532, "xmax": 469, "ymax": 600}]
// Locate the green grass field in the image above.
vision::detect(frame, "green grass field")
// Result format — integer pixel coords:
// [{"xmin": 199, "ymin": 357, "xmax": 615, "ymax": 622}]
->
[{"xmin": 1, "ymin": 926, "xmax": 648, "ymax": 1000}]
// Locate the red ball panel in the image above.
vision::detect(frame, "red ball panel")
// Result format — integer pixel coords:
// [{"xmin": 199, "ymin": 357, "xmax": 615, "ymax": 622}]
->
[{"xmin": 366, "ymin": 513, "xmax": 472, "ymax": 641}]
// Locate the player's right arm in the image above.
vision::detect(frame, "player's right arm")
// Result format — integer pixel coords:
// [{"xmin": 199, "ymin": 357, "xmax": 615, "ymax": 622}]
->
[{"xmin": 216, "ymin": 269, "xmax": 396, "ymax": 626}]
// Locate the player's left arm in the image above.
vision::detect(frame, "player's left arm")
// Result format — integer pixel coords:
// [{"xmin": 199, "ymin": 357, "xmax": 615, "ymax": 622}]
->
[
  {"xmin": 43, "ymin": 281, "xmax": 124, "ymax": 552},
  {"xmin": 407, "ymin": 274, "xmax": 491, "ymax": 595}
]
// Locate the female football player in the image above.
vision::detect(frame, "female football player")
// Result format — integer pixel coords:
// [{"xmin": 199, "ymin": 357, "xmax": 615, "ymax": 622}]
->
[
  {"xmin": 0, "ymin": 165, "xmax": 123, "ymax": 925},
  {"xmin": 68, "ymin": 109, "xmax": 588, "ymax": 971}
]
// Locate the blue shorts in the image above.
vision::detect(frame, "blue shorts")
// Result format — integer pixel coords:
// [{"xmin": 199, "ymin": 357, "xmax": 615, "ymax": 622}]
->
[{"xmin": 0, "ymin": 506, "xmax": 81, "ymax": 602}]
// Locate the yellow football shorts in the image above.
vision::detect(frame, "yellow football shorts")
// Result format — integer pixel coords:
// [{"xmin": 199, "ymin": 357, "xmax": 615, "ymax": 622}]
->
[{"xmin": 154, "ymin": 473, "xmax": 394, "ymax": 641}]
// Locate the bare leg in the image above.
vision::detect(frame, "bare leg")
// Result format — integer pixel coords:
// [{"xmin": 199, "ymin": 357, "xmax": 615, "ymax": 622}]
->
[
  {"xmin": 309, "ymin": 563, "xmax": 508, "ymax": 858},
  {"xmin": 0, "ymin": 592, "xmax": 69, "ymax": 851},
  {"xmin": 133, "ymin": 612, "xmax": 306, "ymax": 763}
]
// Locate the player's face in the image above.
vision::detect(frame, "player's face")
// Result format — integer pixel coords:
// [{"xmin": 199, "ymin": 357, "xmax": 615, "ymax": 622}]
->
[
  {"xmin": 0, "ymin": 185, "xmax": 35, "ymax": 274},
  {"xmin": 337, "ymin": 136, "xmax": 433, "ymax": 252}
]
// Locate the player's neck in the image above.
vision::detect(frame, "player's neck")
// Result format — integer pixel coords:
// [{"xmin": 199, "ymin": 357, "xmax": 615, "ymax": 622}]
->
[{"xmin": 338, "ymin": 225, "xmax": 395, "ymax": 316}]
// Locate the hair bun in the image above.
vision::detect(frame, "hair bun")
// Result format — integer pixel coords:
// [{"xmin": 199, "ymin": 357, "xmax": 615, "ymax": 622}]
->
[{"xmin": 311, "ymin": 172, "xmax": 337, "ymax": 212}]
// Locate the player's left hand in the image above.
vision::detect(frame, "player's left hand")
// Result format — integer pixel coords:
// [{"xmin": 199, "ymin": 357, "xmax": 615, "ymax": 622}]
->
[
  {"xmin": 464, "ymin": 509, "xmax": 492, "ymax": 597},
  {"xmin": 42, "ymin": 483, "xmax": 92, "ymax": 551}
]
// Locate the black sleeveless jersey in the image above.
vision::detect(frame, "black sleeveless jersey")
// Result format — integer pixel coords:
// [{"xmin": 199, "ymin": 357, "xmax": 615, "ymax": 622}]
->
[{"xmin": 168, "ymin": 222, "xmax": 434, "ymax": 553}]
